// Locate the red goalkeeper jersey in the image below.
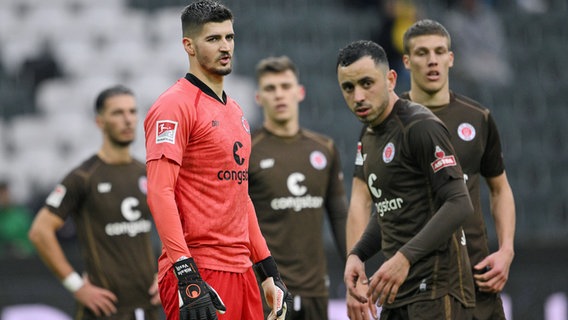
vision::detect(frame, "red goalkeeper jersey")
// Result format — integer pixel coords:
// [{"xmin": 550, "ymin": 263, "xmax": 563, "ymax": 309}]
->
[{"xmin": 145, "ymin": 75, "xmax": 269, "ymax": 279}]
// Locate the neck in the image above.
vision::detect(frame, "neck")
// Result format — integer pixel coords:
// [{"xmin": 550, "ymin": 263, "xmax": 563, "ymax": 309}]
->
[
  {"xmin": 409, "ymin": 87, "xmax": 450, "ymax": 108},
  {"xmin": 264, "ymin": 120, "xmax": 299, "ymax": 138},
  {"xmin": 98, "ymin": 143, "xmax": 132, "ymax": 164},
  {"xmin": 190, "ymin": 67, "xmax": 224, "ymax": 100}
]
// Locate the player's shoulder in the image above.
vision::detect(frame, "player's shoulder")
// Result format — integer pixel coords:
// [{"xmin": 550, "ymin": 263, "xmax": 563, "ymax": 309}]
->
[
  {"xmin": 451, "ymin": 91, "xmax": 491, "ymax": 116},
  {"xmin": 301, "ymin": 128, "xmax": 336, "ymax": 151}
]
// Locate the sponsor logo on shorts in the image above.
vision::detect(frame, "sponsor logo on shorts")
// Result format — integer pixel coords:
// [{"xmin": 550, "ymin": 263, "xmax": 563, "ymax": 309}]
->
[
  {"xmin": 382, "ymin": 142, "xmax": 395, "ymax": 163},
  {"xmin": 155, "ymin": 120, "xmax": 177, "ymax": 144},
  {"xmin": 430, "ymin": 146, "xmax": 457, "ymax": 173},
  {"xmin": 457, "ymin": 123, "xmax": 476, "ymax": 141},
  {"xmin": 310, "ymin": 151, "xmax": 327, "ymax": 170}
]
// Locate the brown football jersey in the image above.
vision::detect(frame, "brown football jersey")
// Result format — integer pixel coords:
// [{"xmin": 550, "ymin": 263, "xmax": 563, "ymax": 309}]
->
[
  {"xmin": 249, "ymin": 128, "xmax": 347, "ymax": 297},
  {"xmin": 353, "ymin": 99, "xmax": 475, "ymax": 308},
  {"xmin": 46, "ymin": 155, "xmax": 156, "ymax": 313}
]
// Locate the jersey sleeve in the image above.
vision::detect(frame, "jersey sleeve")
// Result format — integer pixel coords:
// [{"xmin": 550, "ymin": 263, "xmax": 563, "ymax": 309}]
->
[
  {"xmin": 480, "ymin": 112, "xmax": 505, "ymax": 178},
  {"xmin": 325, "ymin": 142, "xmax": 348, "ymax": 258},
  {"xmin": 144, "ymin": 94, "xmax": 191, "ymax": 166},
  {"xmin": 45, "ymin": 169, "xmax": 86, "ymax": 220},
  {"xmin": 246, "ymin": 196, "xmax": 271, "ymax": 263},
  {"xmin": 407, "ymin": 119, "xmax": 464, "ymax": 191},
  {"xmin": 146, "ymin": 157, "xmax": 191, "ymax": 263}
]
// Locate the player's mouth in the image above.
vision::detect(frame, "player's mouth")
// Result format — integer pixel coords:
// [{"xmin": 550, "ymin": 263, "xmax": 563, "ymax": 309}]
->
[
  {"xmin": 426, "ymin": 70, "xmax": 440, "ymax": 81},
  {"xmin": 219, "ymin": 54, "xmax": 231, "ymax": 65},
  {"xmin": 354, "ymin": 106, "xmax": 371, "ymax": 117}
]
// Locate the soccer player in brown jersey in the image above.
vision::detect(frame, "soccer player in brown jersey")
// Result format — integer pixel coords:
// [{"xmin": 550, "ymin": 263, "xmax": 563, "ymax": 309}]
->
[
  {"xmin": 337, "ymin": 40, "xmax": 476, "ymax": 320},
  {"xmin": 400, "ymin": 19, "xmax": 516, "ymax": 320},
  {"xmin": 144, "ymin": 1, "xmax": 291, "ymax": 320},
  {"xmin": 28, "ymin": 85, "xmax": 162, "ymax": 319},
  {"xmin": 249, "ymin": 56, "xmax": 348, "ymax": 320}
]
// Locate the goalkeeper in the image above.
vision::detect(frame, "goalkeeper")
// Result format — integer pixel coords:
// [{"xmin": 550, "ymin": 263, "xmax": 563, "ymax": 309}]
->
[{"xmin": 144, "ymin": 1, "xmax": 291, "ymax": 319}]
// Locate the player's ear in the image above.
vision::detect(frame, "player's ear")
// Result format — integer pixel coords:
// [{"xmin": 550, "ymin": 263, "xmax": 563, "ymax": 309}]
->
[{"xmin": 183, "ymin": 37, "xmax": 195, "ymax": 56}]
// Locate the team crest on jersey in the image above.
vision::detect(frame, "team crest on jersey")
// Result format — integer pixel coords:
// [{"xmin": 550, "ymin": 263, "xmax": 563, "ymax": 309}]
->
[
  {"xmin": 430, "ymin": 146, "xmax": 457, "ymax": 172},
  {"xmin": 457, "ymin": 123, "xmax": 476, "ymax": 141},
  {"xmin": 139, "ymin": 176, "xmax": 147, "ymax": 194},
  {"xmin": 156, "ymin": 120, "xmax": 177, "ymax": 144},
  {"xmin": 382, "ymin": 142, "xmax": 395, "ymax": 163},
  {"xmin": 241, "ymin": 116, "xmax": 250, "ymax": 134},
  {"xmin": 310, "ymin": 151, "xmax": 327, "ymax": 170},
  {"xmin": 46, "ymin": 184, "xmax": 66, "ymax": 208},
  {"xmin": 355, "ymin": 142, "xmax": 366, "ymax": 166}
]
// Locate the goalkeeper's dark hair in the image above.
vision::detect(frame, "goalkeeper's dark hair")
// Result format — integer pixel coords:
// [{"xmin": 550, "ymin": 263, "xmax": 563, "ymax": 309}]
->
[
  {"xmin": 402, "ymin": 19, "xmax": 452, "ymax": 54},
  {"xmin": 255, "ymin": 55, "xmax": 299, "ymax": 83},
  {"xmin": 181, "ymin": 0, "xmax": 233, "ymax": 38},
  {"xmin": 336, "ymin": 40, "xmax": 389, "ymax": 71},
  {"xmin": 95, "ymin": 85, "xmax": 134, "ymax": 114}
]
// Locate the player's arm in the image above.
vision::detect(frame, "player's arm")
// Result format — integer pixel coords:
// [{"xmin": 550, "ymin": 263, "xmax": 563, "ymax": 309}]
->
[
  {"xmin": 346, "ymin": 177, "xmax": 373, "ymax": 254},
  {"xmin": 147, "ymin": 156, "xmax": 226, "ymax": 318},
  {"xmin": 146, "ymin": 156, "xmax": 189, "ymax": 263},
  {"xmin": 325, "ymin": 145, "xmax": 348, "ymax": 258},
  {"xmin": 345, "ymin": 176, "xmax": 375, "ymax": 320},
  {"xmin": 474, "ymin": 172, "xmax": 515, "ymax": 292},
  {"xmin": 28, "ymin": 207, "xmax": 118, "ymax": 316}
]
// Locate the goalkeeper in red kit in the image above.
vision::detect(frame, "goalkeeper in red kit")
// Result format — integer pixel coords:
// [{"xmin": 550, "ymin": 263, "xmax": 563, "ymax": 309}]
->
[{"xmin": 144, "ymin": 1, "xmax": 291, "ymax": 319}]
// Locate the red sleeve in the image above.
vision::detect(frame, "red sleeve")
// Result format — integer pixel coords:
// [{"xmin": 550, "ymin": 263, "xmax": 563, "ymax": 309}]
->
[
  {"xmin": 246, "ymin": 196, "xmax": 270, "ymax": 263},
  {"xmin": 146, "ymin": 157, "xmax": 191, "ymax": 263}
]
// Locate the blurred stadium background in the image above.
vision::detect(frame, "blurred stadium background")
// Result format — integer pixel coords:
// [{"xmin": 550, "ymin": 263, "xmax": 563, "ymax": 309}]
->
[{"xmin": 0, "ymin": 0, "xmax": 566, "ymax": 319}]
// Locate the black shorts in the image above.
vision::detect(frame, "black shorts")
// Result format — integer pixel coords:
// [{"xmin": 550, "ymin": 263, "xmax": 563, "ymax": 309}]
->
[
  {"xmin": 473, "ymin": 291, "xmax": 506, "ymax": 320},
  {"xmin": 380, "ymin": 295, "xmax": 473, "ymax": 320},
  {"xmin": 263, "ymin": 294, "xmax": 328, "ymax": 320}
]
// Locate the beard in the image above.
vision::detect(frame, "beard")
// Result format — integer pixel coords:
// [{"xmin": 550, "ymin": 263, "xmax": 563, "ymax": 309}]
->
[{"xmin": 109, "ymin": 135, "xmax": 134, "ymax": 148}]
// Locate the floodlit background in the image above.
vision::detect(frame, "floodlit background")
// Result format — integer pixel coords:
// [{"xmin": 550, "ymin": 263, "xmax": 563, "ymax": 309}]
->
[{"xmin": 0, "ymin": 0, "xmax": 566, "ymax": 319}]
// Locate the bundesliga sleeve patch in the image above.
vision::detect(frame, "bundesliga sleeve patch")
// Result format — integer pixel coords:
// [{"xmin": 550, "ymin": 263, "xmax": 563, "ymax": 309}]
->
[
  {"xmin": 430, "ymin": 146, "xmax": 457, "ymax": 173},
  {"xmin": 46, "ymin": 184, "xmax": 66, "ymax": 208},
  {"xmin": 155, "ymin": 120, "xmax": 178, "ymax": 144}
]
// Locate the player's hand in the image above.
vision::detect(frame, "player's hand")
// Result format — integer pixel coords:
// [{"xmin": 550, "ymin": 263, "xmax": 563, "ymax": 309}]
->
[
  {"xmin": 344, "ymin": 254, "xmax": 368, "ymax": 304},
  {"xmin": 174, "ymin": 257, "xmax": 226, "ymax": 320},
  {"xmin": 254, "ymin": 256, "xmax": 292, "ymax": 319},
  {"xmin": 74, "ymin": 275, "xmax": 118, "ymax": 317},
  {"xmin": 367, "ymin": 251, "xmax": 409, "ymax": 307},
  {"xmin": 346, "ymin": 290, "xmax": 376, "ymax": 320},
  {"xmin": 473, "ymin": 248, "xmax": 514, "ymax": 293},
  {"xmin": 149, "ymin": 273, "xmax": 161, "ymax": 306}
]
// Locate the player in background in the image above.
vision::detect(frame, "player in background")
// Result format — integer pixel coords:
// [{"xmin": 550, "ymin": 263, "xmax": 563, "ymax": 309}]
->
[
  {"xmin": 338, "ymin": 40, "xmax": 475, "ymax": 320},
  {"xmin": 28, "ymin": 85, "xmax": 162, "ymax": 319},
  {"xmin": 249, "ymin": 55, "xmax": 348, "ymax": 320},
  {"xmin": 400, "ymin": 19, "xmax": 515, "ymax": 319},
  {"xmin": 143, "ymin": 1, "xmax": 291, "ymax": 319}
]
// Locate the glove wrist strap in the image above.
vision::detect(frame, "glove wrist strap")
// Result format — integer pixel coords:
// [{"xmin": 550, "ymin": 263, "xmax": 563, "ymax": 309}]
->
[
  {"xmin": 254, "ymin": 256, "xmax": 279, "ymax": 282},
  {"xmin": 173, "ymin": 257, "xmax": 199, "ymax": 280}
]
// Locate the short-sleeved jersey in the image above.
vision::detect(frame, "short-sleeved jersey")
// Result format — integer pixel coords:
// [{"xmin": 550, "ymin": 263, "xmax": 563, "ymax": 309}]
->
[
  {"xmin": 45, "ymin": 155, "xmax": 156, "ymax": 312},
  {"xmin": 145, "ymin": 74, "xmax": 254, "ymax": 277},
  {"xmin": 401, "ymin": 91, "xmax": 505, "ymax": 267},
  {"xmin": 249, "ymin": 127, "xmax": 347, "ymax": 297},
  {"xmin": 353, "ymin": 99, "xmax": 475, "ymax": 308}
]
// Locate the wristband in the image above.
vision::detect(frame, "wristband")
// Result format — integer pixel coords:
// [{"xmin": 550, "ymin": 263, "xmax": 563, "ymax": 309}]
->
[
  {"xmin": 62, "ymin": 272, "xmax": 84, "ymax": 292},
  {"xmin": 253, "ymin": 256, "xmax": 279, "ymax": 282}
]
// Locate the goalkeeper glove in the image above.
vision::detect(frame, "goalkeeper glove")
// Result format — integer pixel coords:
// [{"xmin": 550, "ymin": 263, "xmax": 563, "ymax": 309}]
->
[
  {"xmin": 254, "ymin": 256, "xmax": 293, "ymax": 320},
  {"xmin": 174, "ymin": 257, "xmax": 226, "ymax": 320}
]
